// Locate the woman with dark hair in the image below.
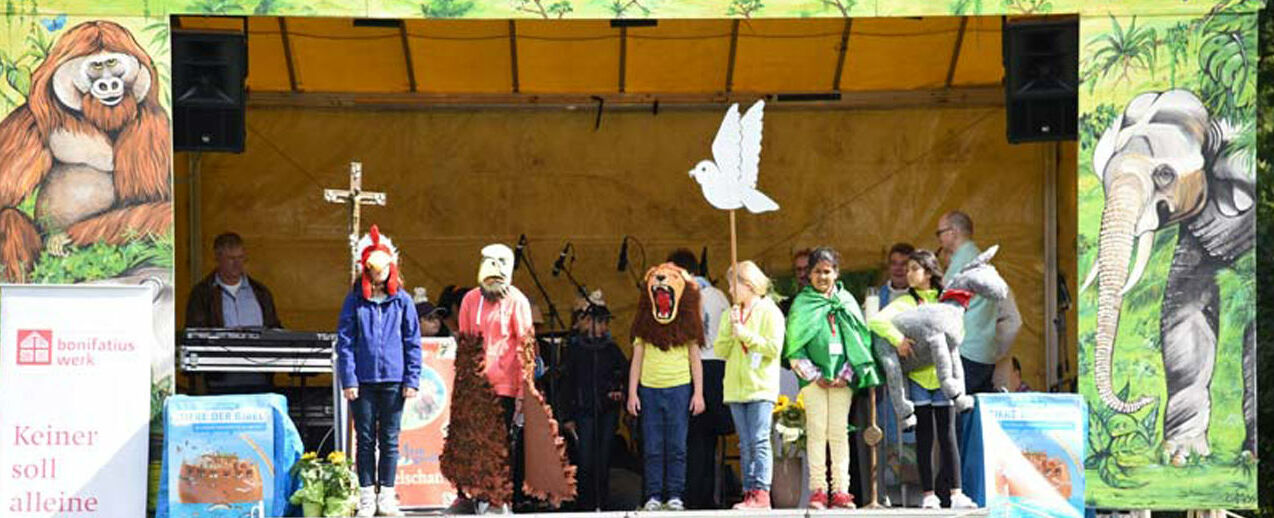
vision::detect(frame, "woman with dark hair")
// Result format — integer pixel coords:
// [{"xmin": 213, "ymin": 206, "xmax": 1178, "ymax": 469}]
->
[
  {"xmin": 782, "ymin": 247, "xmax": 881, "ymax": 510},
  {"xmin": 867, "ymin": 250, "xmax": 975, "ymax": 509}
]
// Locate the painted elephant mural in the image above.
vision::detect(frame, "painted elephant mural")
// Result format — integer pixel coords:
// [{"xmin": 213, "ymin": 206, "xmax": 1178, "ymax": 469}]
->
[{"xmin": 1083, "ymin": 89, "xmax": 1256, "ymax": 464}]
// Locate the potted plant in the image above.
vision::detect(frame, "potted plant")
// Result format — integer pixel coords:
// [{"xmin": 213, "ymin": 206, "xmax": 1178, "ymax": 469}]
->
[
  {"xmin": 290, "ymin": 451, "xmax": 359, "ymax": 517},
  {"xmin": 771, "ymin": 393, "xmax": 807, "ymax": 509}
]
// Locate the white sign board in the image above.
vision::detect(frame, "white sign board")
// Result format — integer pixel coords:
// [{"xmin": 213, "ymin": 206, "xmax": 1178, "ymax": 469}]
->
[{"xmin": 0, "ymin": 285, "xmax": 153, "ymax": 517}]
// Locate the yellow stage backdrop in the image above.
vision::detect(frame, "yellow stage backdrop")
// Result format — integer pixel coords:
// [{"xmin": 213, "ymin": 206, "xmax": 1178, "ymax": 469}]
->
[{"xmin": 173, "ymin": 105, "xmax": 1070, "ymax": 391}]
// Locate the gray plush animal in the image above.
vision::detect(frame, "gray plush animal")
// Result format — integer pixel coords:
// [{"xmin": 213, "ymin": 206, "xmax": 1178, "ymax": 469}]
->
[{"xmin": 876, "ymin": 245, "xmax": 1009, "ymax": 428}]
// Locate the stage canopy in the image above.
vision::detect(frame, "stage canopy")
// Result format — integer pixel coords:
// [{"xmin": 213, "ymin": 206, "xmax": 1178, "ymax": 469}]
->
[
  {"xmin": 170, "ymin": 15, "xmax": 1076, "ymax": 394},
  {"xmin": 173, "ymin": 16, "xmax": 1005, "ymax": 99}
]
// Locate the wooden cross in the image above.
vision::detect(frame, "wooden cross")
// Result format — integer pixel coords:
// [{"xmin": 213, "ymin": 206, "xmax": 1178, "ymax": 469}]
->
[{"xmin": 323, "ymin": 161, "xmax": 386, "ymax": 284}]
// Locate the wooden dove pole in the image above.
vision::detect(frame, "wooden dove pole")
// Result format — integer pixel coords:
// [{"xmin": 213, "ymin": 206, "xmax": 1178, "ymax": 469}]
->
[{"xmin": 729, "ymin": 210, "xmax": 738, "ymax": 305}]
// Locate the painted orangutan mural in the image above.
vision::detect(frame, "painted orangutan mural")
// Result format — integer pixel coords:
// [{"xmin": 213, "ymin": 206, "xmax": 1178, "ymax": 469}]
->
[{"xmin": 0, "ymin": 20, "xmax": 171, "ymax": 283}]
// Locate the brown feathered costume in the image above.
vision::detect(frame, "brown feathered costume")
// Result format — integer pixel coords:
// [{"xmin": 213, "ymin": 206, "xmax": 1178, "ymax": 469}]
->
[
  {"xmin": 631, "ymin": 263, "xmax": 705, "ymax": 350},
  {"xmin": 439, "ymin": 333, "xmax": 513, "ymax": 504}
]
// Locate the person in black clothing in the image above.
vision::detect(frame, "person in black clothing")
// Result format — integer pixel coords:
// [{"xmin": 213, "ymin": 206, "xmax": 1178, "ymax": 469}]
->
[{"xmin": 561, "ymin": 303, "xmax": 628, "ymax": 512}]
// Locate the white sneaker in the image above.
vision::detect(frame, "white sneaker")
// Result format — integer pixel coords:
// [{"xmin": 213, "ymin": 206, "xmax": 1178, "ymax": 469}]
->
[
  {"xmin": 642, "ymin": 498, "xmax": 663, "ymax": 511},
  {"xmin": 357, "ymin": 487, "xmax": 377, "ymax": 517},
  {"xmin": 665, "ymin": 497, "xmax": 685, "ymax": 511},
  {"xmin": 950, "ymin": 491, "xmax": 978, "ymax": 509},
  {"xmin": 377, "ymin": 487, "xmax": 404, "ymax": 516},
  {"xmin": 921, "ymin": 494, "xmax": 941, "ymax": 509}
]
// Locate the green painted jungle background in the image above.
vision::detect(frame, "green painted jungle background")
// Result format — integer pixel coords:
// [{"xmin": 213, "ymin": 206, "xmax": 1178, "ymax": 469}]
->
[
  {"xmin": 0, "ymin": 0, "xmax": 1265, "ymax": 20},
  {"xmin": 1077, "ymin": 3, "xmax": 1260, "ymax": 510}
]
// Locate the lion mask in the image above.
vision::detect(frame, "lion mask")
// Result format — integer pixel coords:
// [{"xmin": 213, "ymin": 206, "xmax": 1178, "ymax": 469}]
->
[{"xmin": 630, "ymin": 263, "xmax": 704, "ymax": 351}]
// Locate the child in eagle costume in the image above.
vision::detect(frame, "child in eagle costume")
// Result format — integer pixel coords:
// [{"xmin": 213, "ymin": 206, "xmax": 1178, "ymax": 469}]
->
[
  {"xmin": 441, "ymin": 243, "xmax": 576, "ymax": 513},
  {"xmin": 336, "ymin": 225, "xmax": 422, "ymax": 517}
]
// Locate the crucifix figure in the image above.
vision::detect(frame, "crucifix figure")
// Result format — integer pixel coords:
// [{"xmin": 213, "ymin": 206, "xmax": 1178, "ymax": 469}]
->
[{"xmin": 324, "ymin": 161, "xmax": 386, "ymax": 284}]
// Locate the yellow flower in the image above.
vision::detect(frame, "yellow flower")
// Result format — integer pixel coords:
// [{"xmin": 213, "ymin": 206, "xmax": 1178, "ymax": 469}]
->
[
  {"xmin": 795, "ymin": 392, "xmax": 806, "ymax": 410},
  {"xmin": 327, "ymin": 451, "xmax": 347, "ymax": 465},
  {"xmin": 777, "ymin": 395, "xmax": 791, "ymax": 406},
  {"xmin": 301, "ymin": 452, "xmax": 318, "ymax": 461}
]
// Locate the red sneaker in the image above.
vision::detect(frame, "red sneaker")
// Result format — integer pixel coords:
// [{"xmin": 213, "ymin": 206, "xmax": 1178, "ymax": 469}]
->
[
  {"xmin": 808, "ymin": 489, "xmax": 828, "ymax": 510},
  {"xmin": 830, "ymin": 492, "xmax": 856, "ymax": 509},
  {"xmin": 743, "ymin": 490, "xmax": 771, "ymax": 510},
  {"xmin": 732, "ymin": 490, "xmax": 755, "ymax": 510}
]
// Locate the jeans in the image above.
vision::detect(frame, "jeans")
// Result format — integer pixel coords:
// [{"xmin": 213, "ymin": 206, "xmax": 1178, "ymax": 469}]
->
[
  {"xmin": 908, "ymin": 379, "xmax": 953, "ymax": 407},
  {"xmin": 639, "ymin": 383, "xmax": 691, "ymax": 501},
  {"xmin": 729, "ymin": 400, "xmax": 774, "ymax": 492},
  {"xmin": 351, "ymin": 383, "xmax": 405, "ymax": 487},
  {"xmin": 961, "ymin": 356, "xmax": 996, "ymax": 395},
  {"xmin": 575, "ymin": 409, "xmax": 619, "ymax": 510}
]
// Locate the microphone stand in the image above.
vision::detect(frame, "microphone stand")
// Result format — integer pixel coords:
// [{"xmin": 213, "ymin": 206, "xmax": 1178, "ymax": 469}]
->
[{"xmin": 519, "ymin": 243, "xmax": 566, "ymax": 331}]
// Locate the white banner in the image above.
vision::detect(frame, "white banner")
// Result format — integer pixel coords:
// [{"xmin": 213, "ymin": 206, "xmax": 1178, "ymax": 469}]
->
[{"xmin": 0, "ymin": 285, "xmax": 153, "ymax": 517}]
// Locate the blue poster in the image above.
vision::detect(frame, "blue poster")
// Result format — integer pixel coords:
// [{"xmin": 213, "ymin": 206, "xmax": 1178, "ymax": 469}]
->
[
  {"xmin": 156, "ymin": 394, "xmax": 303, "ymax": 518},
  {"xmin": 963, "ymin": 393, "xmax": 1087, "ymax": 518}
]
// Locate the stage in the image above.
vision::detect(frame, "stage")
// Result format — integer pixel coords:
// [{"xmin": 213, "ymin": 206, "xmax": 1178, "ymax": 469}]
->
[{"xmin": 399, "ymin": 509, "xmax": 991, "ymax": 517}]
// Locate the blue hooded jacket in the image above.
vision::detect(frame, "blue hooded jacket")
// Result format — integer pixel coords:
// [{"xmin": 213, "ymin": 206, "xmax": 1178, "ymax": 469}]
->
[{"xmin": 335, "ymin": 288, "xmax": 423, "ymax": 389}]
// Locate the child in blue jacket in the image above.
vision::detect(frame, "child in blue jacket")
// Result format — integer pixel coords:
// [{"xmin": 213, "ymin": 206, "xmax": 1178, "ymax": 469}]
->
[{"xmin": 335, "ymin": 226, "xmax": 422, "ymax": 517}]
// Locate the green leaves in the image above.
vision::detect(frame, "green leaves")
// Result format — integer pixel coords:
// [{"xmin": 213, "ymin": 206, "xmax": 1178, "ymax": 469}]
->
[
  {"xmin": 1198, "ymin": 14, "xmax": 1257, "ymax": 122},
  {"xmin": 421, "ymin": 0, "xmax": 476, "ymax": 18},
  {"xmin": 1003, "ymin": 0, "xmax": 1051, "ymax": 14},
  {"xmin": 1087, "ymin": 382, "xmax": 1159, "ymax": 489},
  {"xmin": 27, "ymin": 235, "xmax": 175, "ymax": 284},
  {"xmin": 726, "ymin": 0, "xmax": 763, "ymax": 18},
  {"xmin": 1084, "ymin": 16, "xmax": 1158, "ymax": 92}
]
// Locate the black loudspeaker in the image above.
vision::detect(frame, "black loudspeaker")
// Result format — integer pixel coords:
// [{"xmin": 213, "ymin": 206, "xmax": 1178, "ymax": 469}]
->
[
  {"xmin": 1003, "ymin": 19, "xmax": 1077, "ymax": 143},
  {"xmin": 172, "ymin": 30, "xmax": 246, "ymax": 152}
]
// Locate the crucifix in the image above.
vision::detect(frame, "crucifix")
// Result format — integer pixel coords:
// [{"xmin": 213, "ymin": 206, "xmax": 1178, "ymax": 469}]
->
[
  {"xmin": 323, "ymin": 161, "xmax": 385, "ymax": 458},
  {"xmin": 324, "ymin": 161, "xmax": 386, "ymax": 284}
]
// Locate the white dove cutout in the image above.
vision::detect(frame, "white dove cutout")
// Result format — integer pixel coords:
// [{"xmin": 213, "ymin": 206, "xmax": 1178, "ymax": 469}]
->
[{"xmin": 689, "ymin": 100, "xmax": 780, "ymax": 213}]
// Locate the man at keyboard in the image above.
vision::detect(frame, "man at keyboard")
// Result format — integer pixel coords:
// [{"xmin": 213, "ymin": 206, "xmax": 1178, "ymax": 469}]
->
[{"xmin": 184, "ymin": 232, "xmax": 283, "ymax": 393}]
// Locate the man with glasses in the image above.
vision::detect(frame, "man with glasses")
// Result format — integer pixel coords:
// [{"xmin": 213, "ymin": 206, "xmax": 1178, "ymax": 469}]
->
[
  {"xmin": 185, "ymin": 232, "xmax": 283, "ymax": 393},
  {"xmin": 935, "ymin": 212, "xmax": 1000, "ymax": 396}
]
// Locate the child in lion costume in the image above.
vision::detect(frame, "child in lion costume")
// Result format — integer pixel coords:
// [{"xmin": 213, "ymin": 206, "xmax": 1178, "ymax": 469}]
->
[{"xmin": 626, "ymin": 263, "xmax": 706, "ymax": 512}]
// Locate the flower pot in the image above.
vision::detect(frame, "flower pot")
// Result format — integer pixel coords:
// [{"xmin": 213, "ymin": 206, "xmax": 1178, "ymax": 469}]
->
[
  {"xmin": 302, "ymin": 501, "xmax": 324, "ymax": 517},
  {"xmin": 771, "ymin": 455, "xmax": 806, "ymax": 509}
]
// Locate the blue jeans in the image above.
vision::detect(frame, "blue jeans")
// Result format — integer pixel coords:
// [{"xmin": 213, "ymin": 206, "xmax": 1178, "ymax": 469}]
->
[
  {"xmin": 908, "ymin": 379, "xmax": 952, "ymax": 407},
  {"xmin": 351, "ymin": 383, "xmax": 405, "ymax": 487},
  {"xmin": 729, "ymin": 400, "xmax": 774, "ymax": 492},
  {"xmin": 639, "ymin": 384, "xmax": 691, "ymax": 500}
]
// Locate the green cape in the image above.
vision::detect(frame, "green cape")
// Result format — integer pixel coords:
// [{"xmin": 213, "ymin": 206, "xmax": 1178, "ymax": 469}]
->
[{"xmin": 782, "ymin": 283, "xmax": 881, "ymax": 390}]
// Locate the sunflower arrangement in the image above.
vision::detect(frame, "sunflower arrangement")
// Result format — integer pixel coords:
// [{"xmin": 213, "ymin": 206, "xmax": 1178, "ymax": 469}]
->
[
  {"xmin": 772, "ymin": 393, "xmax": 807, "ymax": 459},
  {"xmin": 290, "ymin": 451, "xmax": 360, "ymax": 517}
]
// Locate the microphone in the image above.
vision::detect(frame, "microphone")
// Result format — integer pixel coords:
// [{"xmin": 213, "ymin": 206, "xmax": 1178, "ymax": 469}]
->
[
  {"xmin": 617, "ymin": 236, "xmax": 629, "ymax": 272},
  {"xmin": 552, "ymin": 242, "xmax": 571, "ymax": 277},
  {"xmin": 514, "ymin": 234, "xmax": 527, "ymax": 271}
]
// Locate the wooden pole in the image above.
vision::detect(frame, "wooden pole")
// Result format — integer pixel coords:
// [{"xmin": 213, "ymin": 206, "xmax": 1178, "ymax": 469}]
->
[
  {"xmin": 865, "ymin": 387, "xmax": 884, "ymax": 508},
  {"xmin": 729, "ymin": 209, "xmax": 739, "ymax": 304}
]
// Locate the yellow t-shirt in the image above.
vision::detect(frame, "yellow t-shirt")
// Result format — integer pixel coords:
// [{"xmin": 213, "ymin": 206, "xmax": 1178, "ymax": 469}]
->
[{"xmin": 636, "ymin": 337, "xmax": 692, "ymax": 388}]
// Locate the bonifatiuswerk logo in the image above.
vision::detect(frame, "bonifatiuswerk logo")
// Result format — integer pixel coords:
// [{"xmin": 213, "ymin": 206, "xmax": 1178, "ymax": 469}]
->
[{"xmin": 16, "ymin": 330, "xmax": 52, "ymax": 366}]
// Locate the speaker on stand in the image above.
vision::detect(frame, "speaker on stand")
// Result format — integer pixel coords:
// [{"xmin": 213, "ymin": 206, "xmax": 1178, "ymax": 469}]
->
[
  {"xmin": 172, "ymin": 30, "xmax": 246, "ymax": 152},
  {"xmin": 1003, "ymin": 19, "xmax": 1078, "ymax": 143}
]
